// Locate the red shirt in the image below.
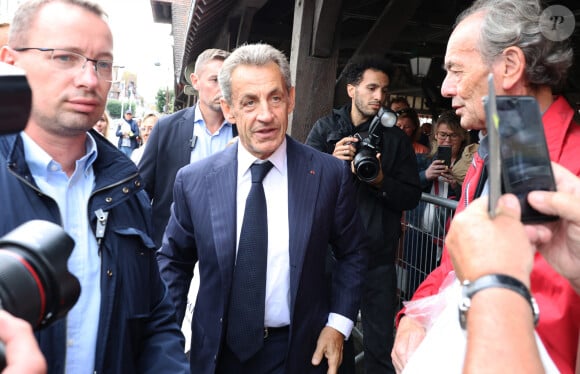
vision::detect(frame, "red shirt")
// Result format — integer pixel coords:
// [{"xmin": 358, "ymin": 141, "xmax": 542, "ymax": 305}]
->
[{"xmin": 399, "ymin": 96, "xmax": 580, "ymax": 373}]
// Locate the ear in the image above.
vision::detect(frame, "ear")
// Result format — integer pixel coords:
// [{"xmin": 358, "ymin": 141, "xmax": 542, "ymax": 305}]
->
[
  {"xmin": 0, "ymin": 46, "xmax": 16, "ymax": 64},
  {"xmin": 220, "ymin": 98, "xmax": 236, "ymax": 123},
  {"xmin": 347, "ymin": 83, "xmax": 356, "ymax": 99},
  {"xmin": 499, "ymin": 46, "xmax": 526, "ymax": 91},
  {"xmin": 190, "ymin": 72, "xmax": 199, "ymax": 90}
]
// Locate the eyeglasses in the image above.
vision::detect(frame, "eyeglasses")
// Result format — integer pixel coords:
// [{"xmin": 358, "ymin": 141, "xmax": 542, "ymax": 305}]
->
[
  {"xmin": 436, "ymin": 131, "xmax": 459, "ymax": 140},
  {"xmin": 13, "ymin": 47, "xmax": 114, "ymax": 82}
]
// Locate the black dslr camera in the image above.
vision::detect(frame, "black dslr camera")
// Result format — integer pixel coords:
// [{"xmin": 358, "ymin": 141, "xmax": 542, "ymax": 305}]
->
[{"xmin": 352, "ymin": 107, "xmax": 398, "ymax": 182}]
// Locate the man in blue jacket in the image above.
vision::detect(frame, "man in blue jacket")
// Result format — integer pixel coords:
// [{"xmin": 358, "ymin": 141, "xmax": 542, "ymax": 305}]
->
[
  {"xmin": 0, "ymin": 0, "xmax": 189, "ymax": 372},
  {"xmin": 116, "ymin": 109, "xmax": 140, "ymax": 158}
]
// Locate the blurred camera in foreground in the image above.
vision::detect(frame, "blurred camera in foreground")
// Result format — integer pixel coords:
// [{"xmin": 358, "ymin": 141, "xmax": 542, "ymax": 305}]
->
[
  {"xmin": 0, "ymin": 220, "xmax": 80, "ymax": 328},
  {"xmin": 0, "ymin": 62, "xmax": 31, "ymax": 136}
]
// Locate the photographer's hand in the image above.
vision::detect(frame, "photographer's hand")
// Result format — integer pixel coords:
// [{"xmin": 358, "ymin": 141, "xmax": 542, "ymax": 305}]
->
[
  {"xmin": 333, "ymin": 137, "xmax": 358, "ymax": 162},
  {"xmin": 369, "ymin": 152, "xmax": 384, "ymax": 187}
]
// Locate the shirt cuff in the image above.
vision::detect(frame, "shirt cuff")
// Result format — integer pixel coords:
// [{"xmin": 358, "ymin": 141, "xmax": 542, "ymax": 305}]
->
[{"xmin": 326, "ymin": 313, "xmax": 354, "ymax": 339}]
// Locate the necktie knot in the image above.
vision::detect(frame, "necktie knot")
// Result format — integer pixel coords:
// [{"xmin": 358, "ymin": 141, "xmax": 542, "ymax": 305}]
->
[{"xmin": 250, "ymin": 161, "xmax": 273, "ymax": 183}]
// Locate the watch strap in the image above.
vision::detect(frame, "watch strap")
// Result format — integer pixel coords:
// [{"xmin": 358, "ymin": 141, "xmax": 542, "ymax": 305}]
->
[{"xmin": 458, "ymin": 273, "xmax": 540, "ymax": 329}]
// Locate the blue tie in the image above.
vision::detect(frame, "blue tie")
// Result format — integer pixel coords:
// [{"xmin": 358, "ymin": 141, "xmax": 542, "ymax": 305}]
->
[{"xmin": 227, "ymin": 161, "xmax": 273, "ymax": 361}]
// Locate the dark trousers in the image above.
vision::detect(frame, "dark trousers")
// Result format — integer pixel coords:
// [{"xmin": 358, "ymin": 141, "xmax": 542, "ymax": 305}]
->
[
  {"xmin": 361, "ymin": 264, "xmax": 397, "ymax": 374},
  {"xmin": 216, "ymin": 328, "xmax": 288, "ymax": 374}
]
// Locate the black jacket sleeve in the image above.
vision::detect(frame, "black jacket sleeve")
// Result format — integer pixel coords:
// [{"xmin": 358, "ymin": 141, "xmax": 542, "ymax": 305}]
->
[{"xmin": 372, "ymin": 128, "xmax": 422, "ymax": 212}]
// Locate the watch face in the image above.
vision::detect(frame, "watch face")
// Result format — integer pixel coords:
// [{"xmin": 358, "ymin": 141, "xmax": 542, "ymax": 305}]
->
[{"xmin": 458, "ymin": 295, "xmax": 471, "ymax": 330}]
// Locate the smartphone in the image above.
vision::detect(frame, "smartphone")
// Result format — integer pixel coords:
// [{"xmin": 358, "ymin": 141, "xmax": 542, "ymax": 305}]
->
[
  {"xmin": 496, "ymin": 96, "xmax": 558, "ymax": 223},
  {"xmin": 435, "ymin": 145, "xmax": 452, "ymax": 167}
]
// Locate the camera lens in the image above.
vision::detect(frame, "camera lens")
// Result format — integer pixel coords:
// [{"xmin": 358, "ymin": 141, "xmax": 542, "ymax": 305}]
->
[
  {"xmin": 354, "ymin": 149, "xmax": 380, "ymax": 182},
  {"xmin": 0, "ymin": 249, "xmax": 47, "ymax": 326},
  {"xmin": 0, "ymin": 220, "xmax": 80, "ymax": 329}
]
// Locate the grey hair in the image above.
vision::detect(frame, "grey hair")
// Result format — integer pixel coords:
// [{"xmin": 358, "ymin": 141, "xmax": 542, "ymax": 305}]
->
[
  {"xmin": 456, "ymin": 0, "xmax": 573, "ymax": 89},
  {"xmin": 9, "ymin": 0, "xmax": 107, "ymax": 47},
  {"xmin": 194, "ymin": 48, "xmax": 230, "ymax": 74},
  {"xmin": 218, "ymin": 43, "xmax": 292, "ymax": 104}
]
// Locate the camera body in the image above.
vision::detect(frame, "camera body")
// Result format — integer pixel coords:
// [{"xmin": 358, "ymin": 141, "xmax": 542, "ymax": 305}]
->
[
  {"xmin": 352, "ymin": 107, "xmax": 397, "ymax": 182},
  {"xmin": 0, "ymin": 62, "xmax": 31, "ymax": 136}
]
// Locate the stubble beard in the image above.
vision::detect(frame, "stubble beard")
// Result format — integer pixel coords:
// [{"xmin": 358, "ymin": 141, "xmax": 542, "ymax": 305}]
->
[{"xmin": 354, "ymin": 95, "xmax": 378, "ymax": 122}]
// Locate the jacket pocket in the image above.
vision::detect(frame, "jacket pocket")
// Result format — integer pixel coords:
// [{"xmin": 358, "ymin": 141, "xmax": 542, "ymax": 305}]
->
[
  {"xmin": 127, "ymin": 313, "xmax": 150, "ymax": 363},
  {"xmin": 111, "ymin": 227, "xmax": 157, "ymax": 315}
]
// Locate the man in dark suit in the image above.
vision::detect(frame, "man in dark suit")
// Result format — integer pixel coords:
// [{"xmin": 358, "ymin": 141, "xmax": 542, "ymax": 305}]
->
[
  {"xmin": 157, "ymin": 43, "xmax": 368, "ymax": 373},
  {"xmin": 139, "ymin": 48, "xmax": 236, "ymax": 248}
]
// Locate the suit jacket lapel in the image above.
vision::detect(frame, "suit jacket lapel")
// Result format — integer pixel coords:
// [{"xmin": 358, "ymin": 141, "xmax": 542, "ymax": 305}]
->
[
  {"xmin": 205, "ymin": 143, "xmax": 238, "ymax": 302},
  {"xmin": 286, "ymin": 137, "xmax": 320, "ymax": 314}
]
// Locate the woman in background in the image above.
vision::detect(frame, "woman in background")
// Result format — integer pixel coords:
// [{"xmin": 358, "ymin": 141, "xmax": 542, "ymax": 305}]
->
[
  {"xmin": 403, "ymin": 110, "xmax": 478, "ymax": 297},
  {"xmin": 93, "ymin": 112, "xmax": 111, "ymax": 139},
  {"xmin": 396, "ymin": 108, "xmax": 430, "ymax": 154},
  {"xmin": 131, "ymin": 112, "xmax": 159, "ymax": 164},
  {"xmin": 418, "ymin": 110, "xmax": 476, "ymax": 198}
]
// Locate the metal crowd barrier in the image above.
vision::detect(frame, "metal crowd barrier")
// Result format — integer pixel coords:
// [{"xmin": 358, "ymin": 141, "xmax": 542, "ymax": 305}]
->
[
  {"xmin": 396, "ymin": 192, "xmax": 458, "ymax": 308},
  {"xmin": 351, "ymin": 193, "xmax": 458, "ymax": 369}
]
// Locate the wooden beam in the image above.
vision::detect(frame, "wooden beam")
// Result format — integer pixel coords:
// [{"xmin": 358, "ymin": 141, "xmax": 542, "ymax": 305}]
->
[
  {"xmin": 311, "ymin": 0, "xmax": 343, "ymax": 57},
  {"xmin": 333, "ymin": 0, "xmax": 423, "ymax": 106},
  {"xmin": 236, "ymin": 7, "xmax": 258, "ymax": 46},
  {"xmin": 289, "ymin": 0, "xmax": 341, "ymax": 142},
  {"xmin": 354, "ymin": 0, "xmax": 423, "ymax": 55}
]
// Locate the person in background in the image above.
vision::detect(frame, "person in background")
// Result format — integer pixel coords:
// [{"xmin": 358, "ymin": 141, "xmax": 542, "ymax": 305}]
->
[
  {"xmin": 418, "ymin": 110, "xmax": 476, "ymax": 198},
  {"xmin": 0, "ymin": 0, "xmax": 189, "ymax": 372},
  {"xmin": 306, "ymin": 55, "xmax": 421, "ymax": 374},
  {"xmin": 389, "ymin": 96, "xmax": 410, "ymax": 112},
  {"xmin": 392, "ymin": 0, "xmax": 580, "ymax": 372},
  {"xmin": 116, "ymin": 108, "xmax": 140, "ymax": 158},
  {"xmin": 157, "ymin": 43, "xmax": 368, "ymax": 374},
  {"xmin": 131, "ymin": 111, "xmax": 158, "ymax": 164},
  {"xmin": 418, "ymin": 121, "xmax": 432, "ymax": 149},
  {"xmin": 139, "ymin": 48, "xmax": 236, "ymax": 248},
  {"xmin": 403, "ymin": 110, "xmax": 477, "ymax": 296},
  {"xmin": 446, "ymin": 163, "xmax": 580, "ymax": 372},
  {"xmin": 0, "ymin": 310, "xmax": 47, "ymax": 374},
  {"xmin": 93, "ymin": 111, "xmax": 110, "ymax": 138},
  {"xmin": 396, "ymin": 108, "xmax": 429, "ymax": 154}
]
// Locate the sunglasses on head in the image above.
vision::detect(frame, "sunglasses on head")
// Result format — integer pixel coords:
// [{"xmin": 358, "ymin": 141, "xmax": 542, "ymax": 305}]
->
[{"xmin": 395, "ymin": 108, "xmax": 414, "ymax": 115}]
